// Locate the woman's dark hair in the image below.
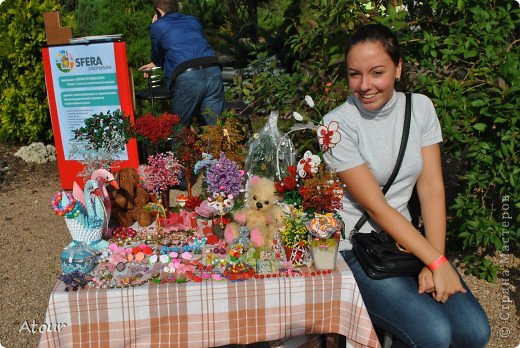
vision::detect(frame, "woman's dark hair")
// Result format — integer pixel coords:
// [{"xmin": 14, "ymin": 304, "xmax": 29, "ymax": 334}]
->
[
  {"xmin": 345, "ymin": 23, "xmax": 401, "ymax": 66},
  {"xmin": 154, "ymin": 0, "xmax": 179, "ymax": 14}
]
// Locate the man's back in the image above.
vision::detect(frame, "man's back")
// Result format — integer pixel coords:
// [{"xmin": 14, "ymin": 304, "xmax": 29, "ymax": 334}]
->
[{"xmin": 150, "ymin": 12, "xmax": 216, "ymax": 82}]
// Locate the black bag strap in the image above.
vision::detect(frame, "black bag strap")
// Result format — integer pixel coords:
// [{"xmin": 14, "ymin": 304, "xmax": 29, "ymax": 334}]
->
[{"xmin": 351, "ymin": 92, "xmax": 412, "ymax": 233}]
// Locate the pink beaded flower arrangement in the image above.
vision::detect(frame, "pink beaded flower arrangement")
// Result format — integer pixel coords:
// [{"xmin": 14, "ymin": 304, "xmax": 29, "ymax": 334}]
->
[{"xmin": 139, "ymin": 152, "xmax": 181, "ymax": 194}]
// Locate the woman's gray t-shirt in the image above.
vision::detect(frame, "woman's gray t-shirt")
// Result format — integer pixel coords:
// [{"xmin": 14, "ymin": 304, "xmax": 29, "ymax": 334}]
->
[{"xmin": 323, "ymin": 91, "xmax": 443, "ymax": 251}]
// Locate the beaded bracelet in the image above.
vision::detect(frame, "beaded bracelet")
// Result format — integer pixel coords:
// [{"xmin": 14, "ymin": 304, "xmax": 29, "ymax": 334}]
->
[
  {"xmin": 52, "ymin": 191, "xmax": 80, "ymax": 218},
  {"xmin": 428, "ymin": 255, "xmax": 448, "ymax": 271}
]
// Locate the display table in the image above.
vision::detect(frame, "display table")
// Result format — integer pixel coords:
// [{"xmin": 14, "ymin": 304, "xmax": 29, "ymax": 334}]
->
[{"xmin": 39, "ymin": 255, "xmax": 380, "ymax": 347}]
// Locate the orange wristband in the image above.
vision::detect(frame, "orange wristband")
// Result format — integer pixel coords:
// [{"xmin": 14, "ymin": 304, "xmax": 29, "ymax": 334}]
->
[{"xmin": 428, "ymin": 255, "xmax": 447, "ymax": 271}]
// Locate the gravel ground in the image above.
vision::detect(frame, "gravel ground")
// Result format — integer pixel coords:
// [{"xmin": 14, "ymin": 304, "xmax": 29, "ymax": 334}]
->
[{"xmin": 0, "ymin": 143, "xmax": 518, "ymax": 348}]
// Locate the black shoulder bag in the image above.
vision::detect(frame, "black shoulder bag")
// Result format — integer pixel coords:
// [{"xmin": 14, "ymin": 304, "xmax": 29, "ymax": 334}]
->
[{"xmin": 350, "ymin": 93, "xmax": 424, "ymax": 279}]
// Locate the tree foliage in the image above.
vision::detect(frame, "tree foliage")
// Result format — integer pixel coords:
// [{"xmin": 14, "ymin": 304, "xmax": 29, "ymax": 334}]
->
[{"xmin": 74, "ymin": 0, "xmax": 153, "ymax": 69}]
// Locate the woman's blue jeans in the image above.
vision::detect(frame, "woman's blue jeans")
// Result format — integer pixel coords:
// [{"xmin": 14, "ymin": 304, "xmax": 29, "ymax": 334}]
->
[
  {"xmin": 172, "ymin": 65, "xmax": 224, "ymax": 126},
  {"xmin": 341, "ymin": 250, "xmax": 490, "ymax": 348}
]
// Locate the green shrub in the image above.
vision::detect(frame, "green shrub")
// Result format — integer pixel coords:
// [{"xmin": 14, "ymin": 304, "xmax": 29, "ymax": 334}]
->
[
  {"xmin": 405, "ymin": 1, "xmax": 519, "ymax": 281},
  {"xmin": 0, "ymin": 0, "xmax": 60, "ymax": 143}
]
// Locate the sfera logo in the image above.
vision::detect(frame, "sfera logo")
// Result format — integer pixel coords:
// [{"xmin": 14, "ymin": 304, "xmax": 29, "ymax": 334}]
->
[
  {"xmin": 55, "ymin": 50, "xmax": 106, "ymax": 72},
  {"xmin": 55, "ymin": 50, "xmax": 74, "ymax": 72},
  {"xmin": 75, "ymin": 56, "xmax": 103, "ymax": 67}
]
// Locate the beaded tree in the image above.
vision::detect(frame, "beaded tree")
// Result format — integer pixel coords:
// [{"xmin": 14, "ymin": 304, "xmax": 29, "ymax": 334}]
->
[
  {"xmin": 139, "ymin": 152, "xmax": 182, "ymax": 199},
  {"xmin": 204, "ymin": 152, "xmax": 245, "ymax": 224},
  {"xmin": 133, "ymin": 112, "xmax": 181, "ymax": 148},
  {"xmin": 205, "ymin": 152, "xmax": 244, "ymax": 199},
  {"xmin": 196, "ymin": 116, "xmax": 247, "ymax": 167},
  {"xmin": 71, "ymin": 109, "xmax": 133, "ymax": 178},
  {"xmin": 171, "ymin": 127, "xmax": 202, "ymax": 197}
]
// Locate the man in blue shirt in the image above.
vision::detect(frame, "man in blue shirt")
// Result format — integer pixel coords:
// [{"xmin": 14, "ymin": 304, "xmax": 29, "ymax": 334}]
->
[{"xmin": 139, "ymin": 0, "xmax": 224, "ymax": 127}]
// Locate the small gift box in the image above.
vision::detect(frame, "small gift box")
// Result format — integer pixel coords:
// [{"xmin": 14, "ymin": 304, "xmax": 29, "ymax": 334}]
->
[{"xmin": 60, "ymin": 242, "xmax": 97, "ymax": 274}]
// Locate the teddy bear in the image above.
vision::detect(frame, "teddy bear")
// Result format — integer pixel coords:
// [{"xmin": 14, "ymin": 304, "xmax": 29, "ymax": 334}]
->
[
  {"xmin": 224, "ymin": 176, "xmax": 286, "ymax": 247},
  {"xmin": 110, "ymin": 167, "xmax": 153, "ymax": 227}
]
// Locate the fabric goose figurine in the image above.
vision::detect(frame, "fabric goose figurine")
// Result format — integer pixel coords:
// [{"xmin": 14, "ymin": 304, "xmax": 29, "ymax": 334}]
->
[{"xmin": 57, "ymin": 179, "xmax": 109, "ymax": 250}]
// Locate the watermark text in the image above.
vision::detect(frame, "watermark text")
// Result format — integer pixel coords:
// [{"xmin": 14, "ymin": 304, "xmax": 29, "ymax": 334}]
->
[{"xmin": 19, "ymin": 320, "xmax": 68, "ymax": 334}]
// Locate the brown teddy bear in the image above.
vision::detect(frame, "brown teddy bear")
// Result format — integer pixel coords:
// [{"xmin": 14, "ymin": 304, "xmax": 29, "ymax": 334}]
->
[
  {"xmin": 110, "ymin": 167, "xmax": 153, "ymax": 227},
  {"xmin": 224, "ymin": 176, "xmax": 286, "ymax": 247}
]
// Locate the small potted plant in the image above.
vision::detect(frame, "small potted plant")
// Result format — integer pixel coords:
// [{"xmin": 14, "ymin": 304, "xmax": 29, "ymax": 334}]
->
[{"xmin": 278, "ymin": 207, "xmax": 311, "ymax": 267}]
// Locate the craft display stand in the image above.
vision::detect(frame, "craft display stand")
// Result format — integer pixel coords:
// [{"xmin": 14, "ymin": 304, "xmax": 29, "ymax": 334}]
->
[{"xmin": 42, "ymin": 19, "xmax": 139, "ymax": 189}]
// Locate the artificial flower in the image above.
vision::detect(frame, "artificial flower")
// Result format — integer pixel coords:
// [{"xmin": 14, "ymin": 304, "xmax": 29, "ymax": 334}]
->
[
  {"xmin": 283, "ymin": 176, "xmax": 297, "ymax": 190},
  {"xmin": 184, "ymin": 196, "xmax": 203, "ymax": 211},
  {"xmin": 279, "ymin": 208, "xmax": 309, "ymax": 248},
  {"xmin": 317, "ymin": 121, "xmax": 341, "ymax": 152},
  {"xmin": 139, "ymin": 152, "xmax": 181, "ymax": 194},
  {"xmin": 297, "ymin": 151, "xmax": 321, "ymax": 178},
  {"xmin": 298, "ymin": 168, "xmax": 343, "ymax": 213},
  {"xmin": 287, "ymin": 165, "xmax": 298, "ymax": 176},
  {"xmin": 305, "ymin": 95, "xmax": 315, "ymax": 108},
  {"xmin": 274, "ymin": 180, "xmax": 286, "ymax": 194},
  {"xmin": 171, "ymin": 127, "xmax": 202, "ymax": 196},
  {"xmin": 208, "ymin": 192, "xmax": 235, "ymax": 215},
  {"xmin": 195, "ymin": 118, "xmax": 247, "ymax": 166},
  {"xmin": 293, "ymin": 111, "xmax": 304, "ymax": 121}
]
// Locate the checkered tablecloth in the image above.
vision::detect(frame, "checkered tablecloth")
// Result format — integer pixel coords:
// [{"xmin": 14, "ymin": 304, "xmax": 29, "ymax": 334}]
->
[{"xmin": 39, "ymin": 256, "xmax": 380, "ymax": 347}]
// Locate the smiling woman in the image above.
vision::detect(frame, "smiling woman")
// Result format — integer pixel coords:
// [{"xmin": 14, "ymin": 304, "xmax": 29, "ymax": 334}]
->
[
  {"xmin": 323, "ymin": 23, "xmax": 491, "ymax": 348},
  {"xmin": 346, "ymin": 41, "xmax": 401, "ymax": 111}
]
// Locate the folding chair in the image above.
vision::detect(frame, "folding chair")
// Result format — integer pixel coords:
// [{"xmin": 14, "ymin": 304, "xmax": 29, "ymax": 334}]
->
[{"xmin": 134, "ymin": 66, "xmax": 171, "ymax": 116}]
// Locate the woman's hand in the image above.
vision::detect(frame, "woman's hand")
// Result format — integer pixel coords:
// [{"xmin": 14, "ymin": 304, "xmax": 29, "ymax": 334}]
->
[
  {"xmin": 431, "ymin": 261, "xmax": 467, "ymax": 303},
  {"xmin": 417, "ymin": 267, "xmax": 435, "ymax": 295}
]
